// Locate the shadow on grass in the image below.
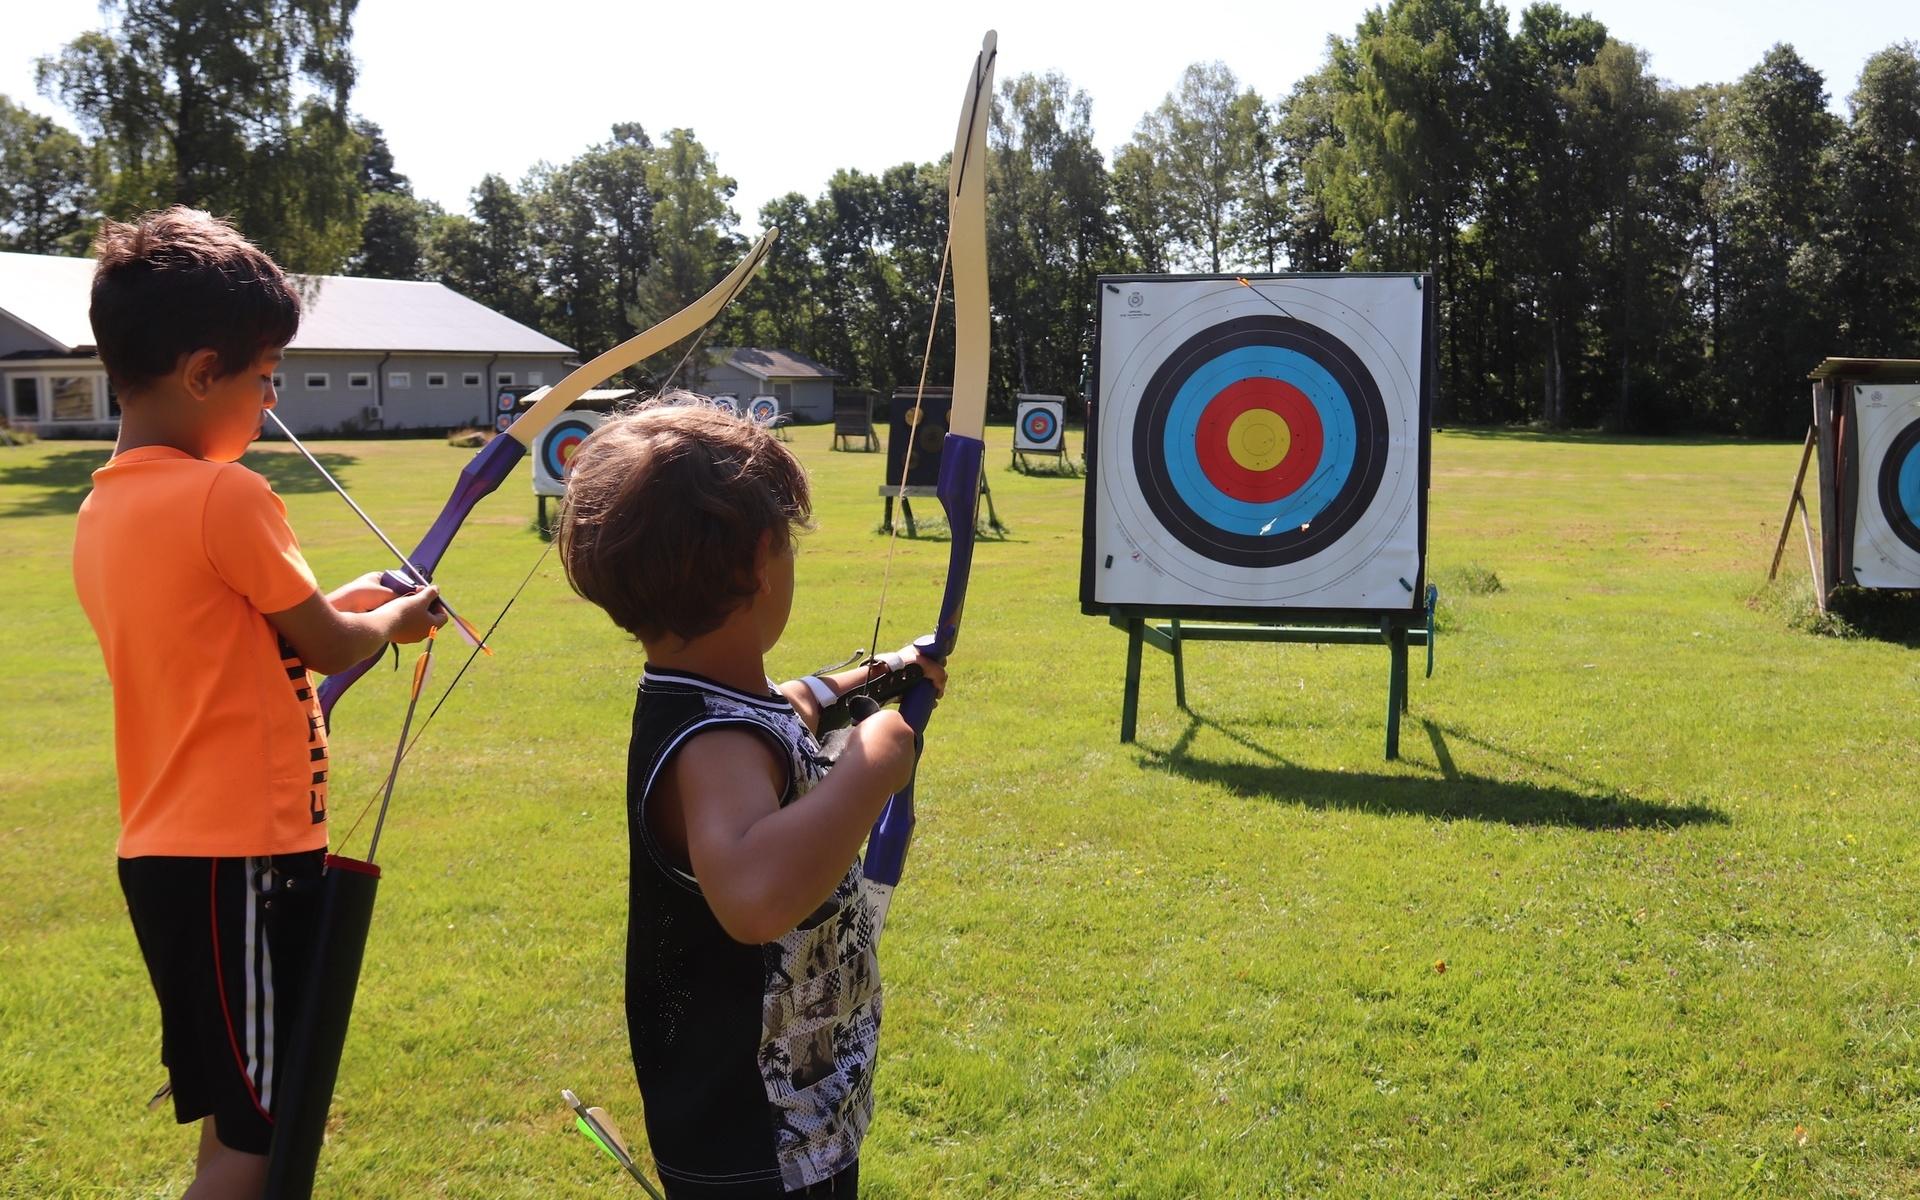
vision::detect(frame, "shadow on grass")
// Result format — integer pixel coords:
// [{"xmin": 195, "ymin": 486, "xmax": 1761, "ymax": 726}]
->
[
  {"xmin": 1437, "ymin": 424, "xmax": 1774, "ymax": 449},
  {"xmin": 0, "ymin": 446, "xmax": 360, "ymax": 516},
  {"xmin": 1828, "ymin": 587, "xmax": 1920, "ymax": 648},
  {"xmin": 1007, "ymin": 457, "xmax": 1084, "ymax": 479},
  {"xmin": 869, "ymin": 520, "xmax": 1021, "ymax": 544},
  {"xmin": 1136, "ymin": 711, "xmax": 1726, "ymax": 830}
]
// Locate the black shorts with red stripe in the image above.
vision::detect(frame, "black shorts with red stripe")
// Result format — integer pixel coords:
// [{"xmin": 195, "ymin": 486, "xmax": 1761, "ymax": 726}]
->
[{"xmin": 119, "ymin": 851, "xmax": 325, "ymax": 1154}]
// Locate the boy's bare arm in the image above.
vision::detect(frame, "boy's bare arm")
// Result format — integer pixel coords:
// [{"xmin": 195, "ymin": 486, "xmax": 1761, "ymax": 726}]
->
[
  {"xmin": 265, "ymin": 585, "xmax": 444, "ymax": 675},
  {"xmin": 672, "ymin": 714, "xmax": 918, "ymax": 945}
]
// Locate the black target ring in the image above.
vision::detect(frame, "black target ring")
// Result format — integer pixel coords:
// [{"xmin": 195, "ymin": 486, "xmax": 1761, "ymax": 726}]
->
[
  {"xmin": 1130, "ymin": 314, "xmax": 1391, "ymax": 568},
  {"xmin": 1877, "ymin": 419, "xmax": 1920, "ymax": 556}
]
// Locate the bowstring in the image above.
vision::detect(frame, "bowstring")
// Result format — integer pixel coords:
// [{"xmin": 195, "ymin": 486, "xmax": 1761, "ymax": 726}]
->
[
  {"xmin": 329, "ymin": 245, "xmax": 771, "ymax": 856},
  {"xmin": 866, "ymin": 235, "xmax": 954, "ymax": 666}
]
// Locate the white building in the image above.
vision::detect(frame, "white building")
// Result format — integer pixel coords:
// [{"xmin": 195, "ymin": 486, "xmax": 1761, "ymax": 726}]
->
[
  {"xmin": 693, "ymin": 347, "xmax": 841, "ymax": 423},
  {"xmin": 0, "ymin": 251, "xmax": 575, "ymax": 437}
]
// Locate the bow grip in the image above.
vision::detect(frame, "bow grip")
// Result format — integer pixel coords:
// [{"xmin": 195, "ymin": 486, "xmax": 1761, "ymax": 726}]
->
[{"xmin": 316, "ymin": 434, "xmax": 529, "ymax": 724}]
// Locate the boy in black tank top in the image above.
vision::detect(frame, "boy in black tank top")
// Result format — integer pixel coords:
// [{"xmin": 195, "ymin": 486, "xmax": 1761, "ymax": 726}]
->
[{"xmin": 557, "ymin": 398, "xmax": 944, "ymax": 1198}]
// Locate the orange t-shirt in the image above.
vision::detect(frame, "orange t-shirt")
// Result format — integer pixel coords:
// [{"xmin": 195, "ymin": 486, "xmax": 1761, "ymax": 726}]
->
[{"xmin": 73, "ymin": 446, "xmax": 330, "ymax": 857}]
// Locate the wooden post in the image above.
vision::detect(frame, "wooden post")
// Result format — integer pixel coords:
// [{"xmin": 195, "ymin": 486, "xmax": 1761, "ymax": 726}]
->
[
  {"xmin": 1801, "ymin": 494, "xmax": 1825, "ymax": 613},
  {"xmin": 1170, "ymin": 617, "xmax": 1186, "ymax": 710},
  {"xmin": 1386, "ymin": 621, "xmax": 1408, "ymax": 760},
  {"xmin": 1768, "ymin": 426, "xmax": 1817, "ymax": 583},
  {"xmin": 1120, "ymin": 617, "xmax": 1144, "ymax": 743}
]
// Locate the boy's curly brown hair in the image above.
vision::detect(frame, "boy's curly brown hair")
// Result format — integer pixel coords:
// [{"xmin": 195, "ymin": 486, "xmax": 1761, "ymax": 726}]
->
[
  {"xmin": 558, "ymin": 396, "xmax": 813, "ymax": 644},
  {"xmin": 89, "ymin": 206, "xmax": 301, "ymax": 391}
]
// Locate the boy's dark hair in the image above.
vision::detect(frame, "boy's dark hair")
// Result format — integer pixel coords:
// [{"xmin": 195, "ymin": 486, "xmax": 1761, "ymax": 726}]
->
[
  {"xmin": 559, "ymin": 396, "xmax": 813, "ymax": 643},
  {"xmin": 89, "ymin": 206, "xmax": 301, "ymax": 390}
]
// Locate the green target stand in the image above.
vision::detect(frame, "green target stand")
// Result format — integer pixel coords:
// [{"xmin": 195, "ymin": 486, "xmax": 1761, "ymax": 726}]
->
[{"xmin": 1083, "ymin": 273, "xmax": 1438, "ymax": 760}]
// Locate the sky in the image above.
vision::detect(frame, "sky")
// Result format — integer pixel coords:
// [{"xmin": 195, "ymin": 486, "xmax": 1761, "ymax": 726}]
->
[{"xmin": 3, "ymin": 0, "xmax": 1915, "ymax": 234}]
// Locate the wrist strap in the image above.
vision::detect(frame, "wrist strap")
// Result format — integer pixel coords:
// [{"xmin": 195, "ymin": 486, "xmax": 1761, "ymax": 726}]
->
[{"xmin": 800, "ymin": 675, "xmax": 837, "ymax": 708}]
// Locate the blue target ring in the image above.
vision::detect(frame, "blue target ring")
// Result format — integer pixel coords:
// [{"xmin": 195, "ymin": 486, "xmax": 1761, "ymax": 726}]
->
[
  {"xmin": 1161, "ymin": 345, "xmax": 1355, "ymax": 537},
  {"xmin": 748, "ymin": 397, "xmax": 779, "ymax": 424},
  {"xmin": 1132, "ymin": 314, "xmax": 1389, "ymax": 567},
  {"xmin": 1022, "ymin": 406, "xmax": 1059, "ymax": 444},
  {"xmin": 542, "ymin": 416, "xmax": 597, "ymax": 481},
  {"xmin": 1879, "ymin": 420, "xmax": 1920, "ymax": 554}
]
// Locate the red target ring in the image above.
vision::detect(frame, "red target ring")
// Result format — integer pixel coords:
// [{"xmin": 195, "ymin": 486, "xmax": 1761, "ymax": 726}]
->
[{"xmin": 1192, "ymin": 377, "xmax": 1324, "ymax": 504}]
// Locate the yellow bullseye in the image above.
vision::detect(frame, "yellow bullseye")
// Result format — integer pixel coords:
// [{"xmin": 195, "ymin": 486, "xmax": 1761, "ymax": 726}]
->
[{"xmin": 1226, "ymin": 408, "xmax": 1291, "ymax": 472}]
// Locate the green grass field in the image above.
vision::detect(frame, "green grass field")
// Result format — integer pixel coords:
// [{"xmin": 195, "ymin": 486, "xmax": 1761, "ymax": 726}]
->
[{"xmin": 2, "ymin": 426, "xmax": 1917, "ymax": 1198}]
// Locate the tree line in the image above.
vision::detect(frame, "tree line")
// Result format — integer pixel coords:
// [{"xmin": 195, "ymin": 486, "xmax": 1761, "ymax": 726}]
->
[{"xmin": 4, "ymin": 0, "xmax": 1918, "ymax": 435}]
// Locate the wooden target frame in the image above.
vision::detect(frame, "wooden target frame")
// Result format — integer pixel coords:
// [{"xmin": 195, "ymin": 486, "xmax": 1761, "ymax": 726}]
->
[{"xmin": 1809, "ymin": 359, "xmax": 1920, "ymax": 598}]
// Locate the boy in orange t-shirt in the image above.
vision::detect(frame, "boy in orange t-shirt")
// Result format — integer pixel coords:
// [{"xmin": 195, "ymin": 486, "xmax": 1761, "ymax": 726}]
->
[{"xmin": 71, "ymin": 207, "xmax": 443, "ymax": 1199}]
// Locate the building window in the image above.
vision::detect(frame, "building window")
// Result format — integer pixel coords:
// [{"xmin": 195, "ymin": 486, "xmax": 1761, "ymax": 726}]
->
[
  {"xmin": 305, "ymin": 373, "xmax": 330, "ymax": 390},
  {"xmin": 527, "ymin": 371, "xmax": 544, "ymax": 386},
  {"xmin": 427, "ymin": 372, "xmax": 447, "ymax": 388},
  {"xmin": 348, "ymin": 372, "xmax": 372, "ymax": 390},
  {"xmin": 9, "ymin": 377, "xmax": 41, "ymax": 421},
  {"xmin": 463, "ymin": 372, "xmax": 482, "ymax": 387},
  {"xmin": 272, "ymin": 373, "xmax": 285, "ymax": 390},
  {"xmin": 388, "ymin": 371, "xmax": 411, "ymax": 389},
  {"xmin": 51, "ymin": 375, "xmax": 95, "ymax": 421},
  {"xmin": 496, "ymin": 372, "xmax": 514, "ymax": 386}
]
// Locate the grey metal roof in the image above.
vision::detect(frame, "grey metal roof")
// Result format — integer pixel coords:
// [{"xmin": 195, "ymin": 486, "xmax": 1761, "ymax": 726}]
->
[
  {"xmin": 711, "ymin": 347, "xmax": 841, "ymax": 380},
  {"xmin": 0, "ymin": 250, "xmax": 572, "ymax": 356}
]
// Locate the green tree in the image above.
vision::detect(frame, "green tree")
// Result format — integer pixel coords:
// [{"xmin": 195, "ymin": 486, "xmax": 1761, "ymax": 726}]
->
[
  {"xmin": 37, "ymin": 0, "xmax": 365, "ymax": 272},
  {"xmin": 1273, "ymin": 58, "xmax": 1351, "ymax": 272},
  {"xmin": 1330, "ymin": 0, "xmax": 1508, "ymax": 418},
  {"xmin": 1122, "ymin": 62, "xmax": 1265, "ymax": 272},
  {"xmin": 990, "ymin": 71, "xmax": 1117, "ymax": 400},
  {"xmin": 429, "ymin": 174, "xmax": 539, "ymax": 326},
  {"xmin": 350, "ymin": 191, "xmax": 438, "ymax": 280},
  {"xmin": 1830, "ymin": 43, "xmax": 1920, "ymax": 356},
  {"xmin": 640, "ymin": 128, "xmax": 740, "ymax": 338},
  {"xmin": 1109, "ymin": 141, "xmax": 1175, "ymax": 273},
  {"xmin": 1566, "ymin": 41, "xmax": 1700, "ymax": 430},
  {"xmin": 1717, "ymin": 44, "xmax": 1842, "ymax": 435},
  {"xmin": 0, "ymin": 95, "xmax": 96, "ymax": 254}
]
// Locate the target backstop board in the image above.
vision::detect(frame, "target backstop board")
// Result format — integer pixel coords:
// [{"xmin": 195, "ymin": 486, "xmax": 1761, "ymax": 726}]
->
[{"xmin": 1082, "ymin": 273, "xmax": 1434, "ymax": 620}]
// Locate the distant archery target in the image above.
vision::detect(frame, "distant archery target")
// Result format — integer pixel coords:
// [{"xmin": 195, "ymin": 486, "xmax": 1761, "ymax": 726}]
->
[
  {"xmin": 1016, "ymin": 400, "xmax": 1063, "ymax": 450},
  {"xmin": 495, "ymin": 413, "xmax": 512, "ymax": 433},
  {"xmin": 1132, "ymin": 314, "xmax": 1389, "ymax": 568},
  {"xmin": 748, "ymin": 396, "xmax": 780, "ymax": 424},
  {"xmin": 497, "ymin": 391, "xmax": 518, "ymax": 413},
  {"xmin": 1851, "ymin": 385, "xmax": 1920, "ymax": 586},
  {"xmin": 1878, "ymin": 421, "xmax": 1920, "ymax": 555},
  {"xmin": 711, "ymin": 394, "xmax": 742, "ymax": 417},
  {"xmin": 541, "ymin": 416, "xmax": 596, "ymax": 480}
]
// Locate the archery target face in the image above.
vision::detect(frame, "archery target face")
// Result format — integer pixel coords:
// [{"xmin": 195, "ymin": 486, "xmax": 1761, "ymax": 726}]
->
[
  {"xmin": 1016, "ymin": 398, "xmax": 1065, "ymax": 451},
  {"xmin": 712, "ymin": 394, "xmax": 742, "ymax": 416},
  {"xmin": 1850, "ymin": 383, "xmax": 1920, "ymax": 588},
  {"xmin": 531, "ymin": 411, "xmax": 605, "ymax": 498},
  {"xmin": 748, "ymin": 396, "xmax": 780, "ymax": 424},
  {"xmin": 1089, "ymin": 275, "xmax": 1427, "ymax": 610}
]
